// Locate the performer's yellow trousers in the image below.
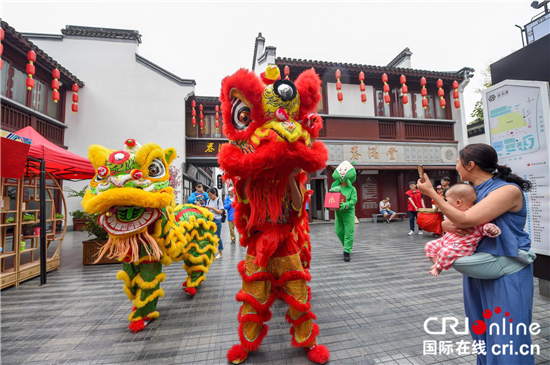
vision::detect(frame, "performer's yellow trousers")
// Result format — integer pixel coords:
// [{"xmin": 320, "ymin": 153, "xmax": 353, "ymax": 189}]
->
[{"xmin": 235, "ymin": 253, "xmax": 319, "ymax": 352}]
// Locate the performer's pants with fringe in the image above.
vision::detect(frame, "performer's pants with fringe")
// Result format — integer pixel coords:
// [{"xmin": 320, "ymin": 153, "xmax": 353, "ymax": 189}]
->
[
  {"xmin": 235, "ymin": 252, "xmax": 319, "ymax": 352},
  {"xmin": 118, "ymin": 261, "xmax": 165, "ymax": 322}
]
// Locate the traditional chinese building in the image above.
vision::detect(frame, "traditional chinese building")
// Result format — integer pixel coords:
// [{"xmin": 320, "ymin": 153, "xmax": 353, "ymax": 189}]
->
[
  {"xmin": 23, "ymin": 25, "xmax": 196, "ymax": 210},
  {"xmin": 253, "ymin": 33, "xmax": 475, "ymax": 220}
]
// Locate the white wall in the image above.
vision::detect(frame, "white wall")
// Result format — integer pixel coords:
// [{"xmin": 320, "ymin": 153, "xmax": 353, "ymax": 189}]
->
[
  {"xmin": 468, "ymin": 133, "xmax": 487, "ymax": 145},
  {"xmin": 30, "ymin": 36, "xmax": 194, "ymax": 216},
  {"xmin": 326, "ymin": 82, "xmax": 375, "ymax": 116}
]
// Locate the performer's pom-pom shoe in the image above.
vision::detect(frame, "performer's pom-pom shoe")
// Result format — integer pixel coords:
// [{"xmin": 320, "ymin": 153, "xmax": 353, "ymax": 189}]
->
[
  {"xmin": 128, "ymin": 319, "xmax": 146, "ymax": 333},
  {"xmin": 182, "ymin": 282, "xmax": 187, "ymax": 288},
  {"xmin": 227, "ymin": 344, "xmax": 248, "ymax": 364},
  {"xmin": 306, "ymin": 344, "xmax": 330, "ymax": 364},
  {"xmin": 185, "ymin": 287, "xmax": 197, "ymax": 296}
]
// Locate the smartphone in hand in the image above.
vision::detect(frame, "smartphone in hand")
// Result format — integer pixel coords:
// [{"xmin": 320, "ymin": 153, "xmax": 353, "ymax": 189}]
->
[{"xmin": 418, "ymin": 165, "xmax": 425, "ymax": 183}]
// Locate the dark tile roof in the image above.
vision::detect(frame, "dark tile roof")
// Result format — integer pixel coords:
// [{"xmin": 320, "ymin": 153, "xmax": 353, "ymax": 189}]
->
[
  {"xmin": 62, "ymin": 25, "xmax": 142, "ymax": 44},
  {"xmin": 386, "ymin": 47, "xmax": 412, "ymax": 68},
  {"xmin": 276, "ymin": 57, "xmax": 474, "ymax": 81},
  {"xmin": 195, "ymin": 96, "xmax": 220, "ymax": 104},
  {"xmin": 1, "ymin": 20, "xmax": 84, "ymax": 87}
]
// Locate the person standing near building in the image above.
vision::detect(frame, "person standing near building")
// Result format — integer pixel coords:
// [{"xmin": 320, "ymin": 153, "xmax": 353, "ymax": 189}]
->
[
  {"xmin": 406, "ymin": 181, "xmax": 425, "ymax": 235},
  {"xmin": 224, "ymin": 186, "xmax": 237, "ymax": 244},
  {"xmin": 379, "ymin": 197, "xmax": 397, "ymax": 223},
  {"xmin": 441, "ymin": 176, "xmax": 451, "ymax": 199},
  {"xmin": 188, "ymin": 183, "xmax": 207, "ymax": 206},
  {"xmin": 330, "ymin": 161, "xmax": 358, "ymax": 262},
  {"xmin": 205, "ymin": 188, "xmax": 224, "ymax": 259}
]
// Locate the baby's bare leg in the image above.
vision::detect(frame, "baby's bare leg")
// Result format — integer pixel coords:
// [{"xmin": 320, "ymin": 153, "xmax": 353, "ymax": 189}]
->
[{"xmin": 429, "ymin": 257, "xmax": 436, "ymax": 264}]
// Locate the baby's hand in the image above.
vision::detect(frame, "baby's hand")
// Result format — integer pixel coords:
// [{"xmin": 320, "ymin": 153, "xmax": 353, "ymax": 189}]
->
[{"xmin": 483, "ymin": 223, "xmax": 501, "ymax": 237}]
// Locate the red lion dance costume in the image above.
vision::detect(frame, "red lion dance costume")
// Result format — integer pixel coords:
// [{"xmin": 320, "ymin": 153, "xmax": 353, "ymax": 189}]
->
[{"xmin": 219, "ymin": 65, "xmax": 330, "ymax": 364}]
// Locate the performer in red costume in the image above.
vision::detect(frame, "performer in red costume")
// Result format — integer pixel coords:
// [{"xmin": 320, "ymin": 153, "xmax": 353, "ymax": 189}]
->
[{"xmin": 218, "ymin": 65, "xmax": 330, "ymax": 364}]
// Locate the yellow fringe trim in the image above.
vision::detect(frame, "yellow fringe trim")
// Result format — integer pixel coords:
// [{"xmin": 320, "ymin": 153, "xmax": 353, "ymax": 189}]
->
[
  {"xmin": 185, "ymin": 252, "xmax": 215, "ymax": 265},
  {"xmin": 127, "ymin": 310, "xmax": 159, "ymax": 321},
  {"xmin": 133, "ymin": 288, "xmax": 165, "ymax": 309},
  {"xmin": 134, "ymin": 273, "xmax": 166, "ymax": 290},
  {"xmin": 145, "ymin": 311, "xmax": 160, "ymax": 320},
  {"xmin": 128, "ymin": 310, "xmax": 141, "ymax": 322},
  {"xmin": 116, "ymin": 270, "xmax": 132, "ymax": 288},
  {"xmin": 123, "ymin": 286, "xmax": 136, "ymax": 301},
  {"xmin": 184, "ymin": 242, "xmax": 218, "ymax": 255},
  {"xmin": 183, "ymin": 264, "xmax": 210, "ymax": 275},
  {"xmin": 186, "ymin": 275, "xmax": 206, "ymax": 288},
  {"xmin": 184, "ymin": 230, "xmax": 220, "ymax": 246}
]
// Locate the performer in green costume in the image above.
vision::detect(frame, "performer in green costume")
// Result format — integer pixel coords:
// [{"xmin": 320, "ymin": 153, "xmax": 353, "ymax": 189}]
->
[{"xmin": 330, "ymin": 161, "xmax": 357, "ymax": 262}]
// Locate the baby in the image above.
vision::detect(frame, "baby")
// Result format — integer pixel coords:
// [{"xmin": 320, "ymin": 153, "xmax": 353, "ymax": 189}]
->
[{"xmin": 424, "ymin": 184, "xmax": 501, "ymax": 277}]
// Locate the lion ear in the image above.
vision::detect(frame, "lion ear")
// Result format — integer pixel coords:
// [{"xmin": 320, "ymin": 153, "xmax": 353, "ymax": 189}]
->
[
  {"xmin": 88, "ymin": 145, "xmax": 111, "ymax": 169},
  {"xmin": 164, "ymin": 147, "xmax": 177, "ymax": 166},
  {"xmin": 295, "ymin": 68, "xmax": 322, "ymax": 119}
]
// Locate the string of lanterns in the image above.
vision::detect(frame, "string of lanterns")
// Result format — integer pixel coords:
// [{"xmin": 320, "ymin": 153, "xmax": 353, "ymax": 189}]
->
[
  {"xmin": 335, "ymin": 69, "xmax": 343, "ymax": 102},
  {"xmin": 199, "ymin": 104, "xmax": 204, "ymax": 129},
  {"xmin": 400, "ymin": 75, "xmax": 408, "ymax": 105},
  {"xmin": 72, "ymin": 83, "xmax": 79, "ymax": 113},
  {"xmin": 52, "ymin": 69, "xmax": 60, "ymax": 103},
  {"xmin": 0, "ymin": 28, "xmax": 4, "ymax": 69},
  {"xmin": 215, "ymin": 105, "xmax": 220, "ymax": 131},
  {"xmin": 452, "ymin": 80, "xmax": 460, "ymax": 109},
  {"xmin": 382, "ymin": 73, "xmax": 390, "ymax": 105},
  {"xmin": 26, "ymin": 51, "xmax": 36, "ymax": 90},
  {"xmin": 420, "ymin": 77, "xmax": 428, "ymax": 109},
  {"xmin": 359, "ymin": 72, "xmax": 366, "ymax": 103},
  {"xmin": 191, "ymin": 100, "xmax": 197, "ymax": 127}
]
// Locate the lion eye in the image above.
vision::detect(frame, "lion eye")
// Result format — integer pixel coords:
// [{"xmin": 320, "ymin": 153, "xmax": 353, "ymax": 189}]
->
[
  {"xmin": 147, "ymin": 159, "xmax": 166, "ymax": 178},
  {"xmin": 232, "ymin": 99, "xmax": 252, "ymax": 130}
]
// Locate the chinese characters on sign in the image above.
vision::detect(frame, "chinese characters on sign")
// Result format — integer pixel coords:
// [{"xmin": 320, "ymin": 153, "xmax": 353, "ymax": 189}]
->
[
  {"xmin": 204, "ymin": 142, "xmax": 227, "ymax": 154},
  {"xmin": 350, "ymin": 146, "xmax": 362, "ymax": 160},
  {"xmin": 386, "ymin": 146, "xmax": 398, "ymax": 160},
  {"xmin": 368, "ymin": 146, "xmax": 380, "ymax": 159}
]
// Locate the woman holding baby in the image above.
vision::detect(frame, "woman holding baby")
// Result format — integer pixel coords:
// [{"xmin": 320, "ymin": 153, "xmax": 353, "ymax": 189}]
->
[{"xmin": 417, "ymin": 143, "xmax": 534, "ymax": 365}]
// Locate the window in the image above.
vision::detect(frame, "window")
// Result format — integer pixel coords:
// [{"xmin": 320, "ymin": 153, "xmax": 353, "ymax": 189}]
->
[
  {"xmin": 375, "ymin": 90, "xmax": 390, "ymax": 117},
  {"xmin": 403, "ymin": 94, "xmax": 413, "ymax": 118},
  {"xmin": 10, "ymin": 66, "xmax": 27, "ymax": 105},
  {"xmin": 31, "ymin": 79, "xmax": 47, "ymax": 114},
  {"xmin": 46, "ymin": 89, "xmax": 59, "ymax": 119},
  {"xmin": 186, "ymin": 113, "xmax": 198, "ymax": 137},
  {"xmin": 0, "ymin": 59, "xmax": 10, "ymax": 97},
  {"xmin": 316, "ymin": 87, "xmax": 324, "ymax": 114}
]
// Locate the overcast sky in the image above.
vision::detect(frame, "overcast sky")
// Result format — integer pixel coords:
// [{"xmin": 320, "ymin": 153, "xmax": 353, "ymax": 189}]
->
[{"xmin": 2, "ymin": 1, "xmax": 542, "ymax": 122}]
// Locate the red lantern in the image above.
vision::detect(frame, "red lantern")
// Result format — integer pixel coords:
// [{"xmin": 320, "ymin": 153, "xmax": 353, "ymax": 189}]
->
[
  {"xmin": 284, "ymin": 65, "xmax": 290, "ymax": 80},
  {"xmin": 52, "ymin": 68, "xmax": 60, "ymax": 79},
  {"xmin": 359, "ymin": 71, "xmax": 366, "ymax": 103},
  {"xmin": 437, "ymin": 79, "xmax": 445, "ymax": 109},
  {"xmin": 72, "ymin": 83, "xmax": 79, "ymax": 113},
  {"xmin": 402, "ymin": 95, "xmax": 409, "ymax": 104},
  {"xmin": 0, "ymin": 30, "xmax": 4, "ymax": 69},
  {"xmin": 382, "ymin": 73, "xmax": 390, "ymax": 105},
  {"xmin": 0, "ymin": 28, "xmax": 4, "ymax": 41},
  {"xmin": 420, "ymin": 77, "xmax": 428, "ymax": 109},
  {"xmin": 191, "ymin": 100, "xmax": 196, "ymax": 127},
  {"xmin": 335, "ymin": 69, "xmax": 343, "ymax": 102},
  {"xmin": 52, "ymin": 90, "xmax": 59, "ymax": 102},
  {"xmin": 402, "ymin": 85, "xmax": 408, "ymax": 94},
  {"xmin": 52, "ymin": 71, "xmax": 61, "ymax": 102},
  {"xmin": 26, "ymin": 51, "xmax": 36, "ymax": 90},
  {"xmin": 199, "ymin": 104, "xmax": 204, "ymax": 129},
  {"xmin": 400, "ymin": 75, "xmax": 408, "ymax": 105},
  {"xmin": 400, "ymin": 75, "xmax": 406, "ymax": 84},
  {"xmin": 51, "ymin": 79, "xmax": 59, "ymax": 90},
  {"xmin": 452, "ymin": 80, "xmax": 460, "ymax": 109}
]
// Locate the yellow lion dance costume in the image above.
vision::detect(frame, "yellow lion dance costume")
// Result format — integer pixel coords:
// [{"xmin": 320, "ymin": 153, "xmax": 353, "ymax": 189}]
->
[{"xmin": 82, "ymin": 139, "xmax": 218, "ymax": 332}]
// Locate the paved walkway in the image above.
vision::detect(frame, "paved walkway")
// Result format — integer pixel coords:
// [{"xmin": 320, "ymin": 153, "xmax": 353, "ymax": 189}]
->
[{"xmin": 1, "ymin": 221, "xmax": 549, "ymax": 365}]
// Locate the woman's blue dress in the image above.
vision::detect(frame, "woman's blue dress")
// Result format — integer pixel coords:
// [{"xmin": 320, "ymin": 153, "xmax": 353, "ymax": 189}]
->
[{"xmin": 464, "ymin": 178, "xmax": 534, "ymax": 365}]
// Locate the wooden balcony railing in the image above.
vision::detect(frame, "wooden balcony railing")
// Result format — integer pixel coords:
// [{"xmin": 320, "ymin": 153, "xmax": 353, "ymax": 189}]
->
[
  {"xmin": 1, "ymin": 101, "xmax": 65, "ymax": 147},
  {"xmin": 404, "ymin": 122, "xmax": 454, "ymax": 141}
]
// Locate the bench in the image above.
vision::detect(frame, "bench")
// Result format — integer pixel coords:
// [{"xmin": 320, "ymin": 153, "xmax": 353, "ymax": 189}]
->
[{"xmin": 372, "ymin": 212, "xmax": 407, "ymax": 223}]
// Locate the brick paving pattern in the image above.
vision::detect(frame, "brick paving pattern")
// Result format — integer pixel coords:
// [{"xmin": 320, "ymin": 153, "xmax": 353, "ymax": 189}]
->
[{"xmin": 1, "ymin": 221, "xmax": 549, "ymax": 364}]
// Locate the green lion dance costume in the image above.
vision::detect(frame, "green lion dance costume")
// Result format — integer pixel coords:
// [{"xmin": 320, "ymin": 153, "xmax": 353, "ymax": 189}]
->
[
  {"xmin": 330, "ymin": 161, "xmax": 357, "ymax": 262},
  {"xmin": 82, "ymin": 139, "xmax": 218, "ymax": 333}
]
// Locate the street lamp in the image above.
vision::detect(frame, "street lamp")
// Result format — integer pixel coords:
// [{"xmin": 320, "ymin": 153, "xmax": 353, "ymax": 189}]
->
[{"xmin": 530, "ymin": 1, "xmax": 549, "ymax": 13}]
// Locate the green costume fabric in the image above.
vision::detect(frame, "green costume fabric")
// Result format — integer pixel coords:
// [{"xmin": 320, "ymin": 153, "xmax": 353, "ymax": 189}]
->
[{"xmin": 330, "ymin": 162, "xmax": 358, "ymax": 254}]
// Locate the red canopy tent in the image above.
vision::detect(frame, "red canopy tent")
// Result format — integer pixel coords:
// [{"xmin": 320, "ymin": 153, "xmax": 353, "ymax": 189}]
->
[{"xmin": 14, "ymin": 126, "xmax": 95, "ymax": 180}]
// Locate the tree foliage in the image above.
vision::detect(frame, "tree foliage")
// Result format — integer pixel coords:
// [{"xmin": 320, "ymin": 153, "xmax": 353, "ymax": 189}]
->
[{"xmin": 469, "ymin": 64, "xmax": 492, "ymax": 125}]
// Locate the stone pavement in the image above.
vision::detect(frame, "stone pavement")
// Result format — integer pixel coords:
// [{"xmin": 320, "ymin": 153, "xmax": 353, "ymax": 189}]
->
[{"xmin": 1, "ymin": 221, "xmax": 549, "ymax": 365}]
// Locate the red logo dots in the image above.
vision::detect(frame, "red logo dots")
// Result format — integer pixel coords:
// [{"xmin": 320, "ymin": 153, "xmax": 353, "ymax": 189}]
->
[
  {"xmin": 472, "ymin": 320, "xmax": 487, "ymax": 335},
  {"xmin": 494, "ymin": 307, "xmax": 501, "ymax": 314},
  {"xmin": 483, "ymin": 309, "xmax": 492, "ymax": 319}
]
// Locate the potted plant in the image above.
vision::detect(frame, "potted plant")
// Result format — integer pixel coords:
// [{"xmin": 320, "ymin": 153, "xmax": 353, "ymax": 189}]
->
[
  {"xmin": 5, "ymin": 217, "xmax": 14, "ymax": 224},
  {"xmin": 81, "ymin": 212, "xmax": 117, "ymax": 265},
  {"xmin": 55, "ymin": 213, "xmax": 64, "ymax": 233},
  {"xmin": 70, "ymin": 210, "xmax": 86, "ymax": 231},
  {"xmin": 64, "ymin": 185, "xmax": 88, "ymax": 231},
  {"xmin": 22, "ymin": 214, "xmax": 37, "ymax": 236}
]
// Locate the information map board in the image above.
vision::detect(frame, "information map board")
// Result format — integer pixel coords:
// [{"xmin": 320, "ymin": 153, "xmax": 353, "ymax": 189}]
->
[{"xmin": 482, "ymin": 80, "xmax": 550, "ymax": 255}]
